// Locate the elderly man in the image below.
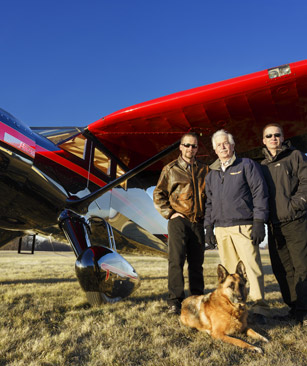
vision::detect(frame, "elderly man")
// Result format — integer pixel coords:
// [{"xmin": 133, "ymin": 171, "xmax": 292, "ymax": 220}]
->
[
  {"xmin": 153, "ymin": 132, "xmax": 209, "ymax": 315},
  {"xmin": 261, "ymin": 123, "xmax": 307, "ymax": 326},
  {"xmin": 204, "ymin": 129, "xmax": 270, "ymax": 324}
]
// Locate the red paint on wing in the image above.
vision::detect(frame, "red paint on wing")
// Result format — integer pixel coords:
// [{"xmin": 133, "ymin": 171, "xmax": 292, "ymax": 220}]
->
[{"xmin": 88, "ymin": 60, "xmax": 307, "ymax": 167}]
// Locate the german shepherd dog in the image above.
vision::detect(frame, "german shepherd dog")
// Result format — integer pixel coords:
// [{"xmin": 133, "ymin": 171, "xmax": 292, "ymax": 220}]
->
[{"xmin": 180, "ymin": 261, "xmax": 269, "ymax": 353}]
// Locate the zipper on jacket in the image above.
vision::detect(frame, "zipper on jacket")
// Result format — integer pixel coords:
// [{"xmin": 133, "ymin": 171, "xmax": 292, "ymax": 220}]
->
[{"xmin": 220, "ymin": 170, "xmax": 225, "ymax": 184}]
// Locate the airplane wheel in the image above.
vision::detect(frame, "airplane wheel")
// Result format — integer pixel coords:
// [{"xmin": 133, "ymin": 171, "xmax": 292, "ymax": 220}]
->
[
  {"xmin": 86, "ymin": 291, "xmax": 103, "ymax": 306},
  {"xmin": 85, "ymin": 291, "xmax": 122, "ymax": 306}
]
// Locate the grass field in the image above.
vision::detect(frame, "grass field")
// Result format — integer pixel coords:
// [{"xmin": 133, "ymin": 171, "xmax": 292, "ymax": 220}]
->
[{"xmin": 0, "ymin": 250, "xmax": 306, "ymax": 366}]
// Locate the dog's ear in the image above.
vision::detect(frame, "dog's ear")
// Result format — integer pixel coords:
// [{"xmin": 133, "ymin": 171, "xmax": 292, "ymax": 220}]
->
[
  {"xmin": 217, "ymin": 264, "xmax": 229, "ymax": 283},
  {"xmin": 236, "ymin": 261, "xmax": 247, "ymax": 282}
]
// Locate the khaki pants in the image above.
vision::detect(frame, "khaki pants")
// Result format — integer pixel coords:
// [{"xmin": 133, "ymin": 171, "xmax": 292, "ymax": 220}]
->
[{"xmin": 215, "ymin": 225, "xmax": 269, "ymax": 316}]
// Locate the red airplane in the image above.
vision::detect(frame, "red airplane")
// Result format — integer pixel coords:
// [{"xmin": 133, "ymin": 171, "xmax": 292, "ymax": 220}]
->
[{"xmin": 1, "ymin": 60, "xmax": 307, "ymax": 305}]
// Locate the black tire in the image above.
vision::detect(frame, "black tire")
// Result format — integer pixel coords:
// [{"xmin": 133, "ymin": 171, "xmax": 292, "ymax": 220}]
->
[{"xmin": 85, "ymin": 291, "xmax": 103, "ymax": 306}]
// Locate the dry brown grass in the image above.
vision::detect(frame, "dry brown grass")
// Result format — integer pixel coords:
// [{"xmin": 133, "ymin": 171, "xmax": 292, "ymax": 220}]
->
[{"xmin": 0, "ymin": 250, "xmax": 306, "ymax": 366}]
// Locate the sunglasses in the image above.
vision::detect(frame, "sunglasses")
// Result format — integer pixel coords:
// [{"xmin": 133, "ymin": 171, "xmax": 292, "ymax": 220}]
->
[
  {"xmin": 181, "ymin": 143, "xmax": 198, "ymax": 149},
  {"xmin": 265, "ymin": 133, "xmax": 282, "ymax": 138}
]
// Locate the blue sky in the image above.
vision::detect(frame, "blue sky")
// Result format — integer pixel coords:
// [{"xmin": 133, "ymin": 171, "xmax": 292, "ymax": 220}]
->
[{"xmin": 1, "ymin": 0, "xmax": 307, "ymax": 127}]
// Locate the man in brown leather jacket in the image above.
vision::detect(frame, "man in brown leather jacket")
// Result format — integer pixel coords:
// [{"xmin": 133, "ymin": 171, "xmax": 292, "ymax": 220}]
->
[{"xmin": 153, "ymin": 132, "xmax": 209, "ymax": 314}]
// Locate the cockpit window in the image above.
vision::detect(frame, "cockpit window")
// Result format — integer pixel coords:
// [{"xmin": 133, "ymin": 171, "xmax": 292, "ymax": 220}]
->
[
  {"xmin": 116, "ymin": 165, "xmax": 125, "ymax": 179},
  {"xmin": 58, "ymin": 134, "xmax": 87, "ymax": 159},
  {"xmin": 35, "ymin": 126, "xmax": 128, "ymax": 184},
  {"xmin": 116, "ymin": 165, "xmax": 127, "ymax": 190},
  {"xmin": 94, "ymin": 148, "xmax": 111, "ymax": 176}
]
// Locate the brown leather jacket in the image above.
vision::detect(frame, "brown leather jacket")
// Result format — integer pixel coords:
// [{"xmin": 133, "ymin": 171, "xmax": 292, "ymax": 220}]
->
[{"xmin": 153, "ymin": 155, "xmax": 208, "ymax": 223}]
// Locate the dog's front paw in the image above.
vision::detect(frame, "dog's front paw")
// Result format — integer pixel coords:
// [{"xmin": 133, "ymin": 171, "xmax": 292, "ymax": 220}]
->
[{"xmin": 252, "ymin": 346, "xmax": 264, "ymax": 354}]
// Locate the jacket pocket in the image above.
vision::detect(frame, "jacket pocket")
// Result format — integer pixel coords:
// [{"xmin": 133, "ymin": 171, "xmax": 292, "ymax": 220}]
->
[
  {"xmin": 178, "ymin": 192, "xmax": 192, "ymax": 201},
  {"xmin": 170, "ymin": 192, "xmax": 193, "ymax": 214}
]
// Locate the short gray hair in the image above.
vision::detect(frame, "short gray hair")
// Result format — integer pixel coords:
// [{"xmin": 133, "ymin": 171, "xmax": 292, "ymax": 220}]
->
[{"xmin": 211, "ymin": 129, "xmax": 235, "ymax": 150}]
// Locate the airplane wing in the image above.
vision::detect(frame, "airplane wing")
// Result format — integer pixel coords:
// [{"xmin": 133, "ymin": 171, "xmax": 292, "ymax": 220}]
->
[{"xmin": 87, "ymin": 60, "xmax": 307, "ymax": 169}]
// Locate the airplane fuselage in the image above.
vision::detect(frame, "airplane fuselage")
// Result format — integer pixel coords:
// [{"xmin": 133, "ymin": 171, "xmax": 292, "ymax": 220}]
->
[
  {"xmin": 0, "ymin": 108, "xmax": 167, "ymax": 250},
  {"xmin": 0, "ymin": 111, "xmax": 67, "ymax": 234}
]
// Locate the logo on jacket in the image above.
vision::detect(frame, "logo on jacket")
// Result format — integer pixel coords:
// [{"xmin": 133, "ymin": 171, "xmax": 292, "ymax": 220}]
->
[{"xmin": 230, "ymin": 170, "xmax": 242, "ymax": 175}]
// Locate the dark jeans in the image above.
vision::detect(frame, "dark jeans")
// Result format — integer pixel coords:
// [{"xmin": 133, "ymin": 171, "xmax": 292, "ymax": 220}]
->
[
  {"xmin": 167, "ymin": 216, "xmax": 205, "ymax": 307},
  {"xmin": 268, "ymin": 216, "xmax": 307, "ymax": 319}
]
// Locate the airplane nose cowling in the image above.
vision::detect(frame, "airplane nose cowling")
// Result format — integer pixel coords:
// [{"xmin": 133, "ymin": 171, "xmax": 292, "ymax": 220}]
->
[{"xmin": 75, "ymin": 246, "xmax": 140, "ymax": 305}]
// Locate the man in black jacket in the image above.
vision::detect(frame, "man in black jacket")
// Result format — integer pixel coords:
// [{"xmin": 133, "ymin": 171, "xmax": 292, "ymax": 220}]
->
[{"xmin": 261, "ymin": 123, "xmax": 307, "ymax": 326}]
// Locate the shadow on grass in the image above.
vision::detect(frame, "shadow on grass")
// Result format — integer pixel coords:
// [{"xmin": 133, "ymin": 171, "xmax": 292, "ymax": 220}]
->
[
  {"xmin": 140, "ymin": 276, "xmax": 168, "ymax": 280},
  {"xmin": 125, "ymin": 292, "xmax": 169, "ymax": 304},
  {"xmin": 262, "ymin": 264, "xmax": 273, "ymax": 275},
  {"xmin": 0, "ymin": 277, "xmax": 77, "ymax": 285}
]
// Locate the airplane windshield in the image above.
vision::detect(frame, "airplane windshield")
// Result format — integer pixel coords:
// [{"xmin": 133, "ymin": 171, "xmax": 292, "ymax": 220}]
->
[{"xmin": 31, "ymin": 127, "xmax": 84, "ymax": 146}]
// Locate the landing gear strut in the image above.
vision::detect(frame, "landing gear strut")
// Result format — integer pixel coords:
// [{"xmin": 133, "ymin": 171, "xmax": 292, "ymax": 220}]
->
[{"xmin": 58, "ymin": 209, "xmax": 140, "ymax": 305}]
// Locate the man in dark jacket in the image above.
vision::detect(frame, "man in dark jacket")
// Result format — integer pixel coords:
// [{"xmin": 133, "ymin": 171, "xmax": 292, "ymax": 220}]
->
[
  {"xmin": 204, "ymin": 129, "xmax": 270, "ymax": 324},
  {"xmin": 261, "ymin": 123, "xmax": 307, "ymax": 326},
  {"xmin": 153, "ymin": 132, "xmax": 209, "ymax": 314}
]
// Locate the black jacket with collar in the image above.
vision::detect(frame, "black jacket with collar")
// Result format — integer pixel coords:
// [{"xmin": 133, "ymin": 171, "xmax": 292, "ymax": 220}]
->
[{"xmin": 261, "ymin": 141, "xmax": 307, "ymax": 225}]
